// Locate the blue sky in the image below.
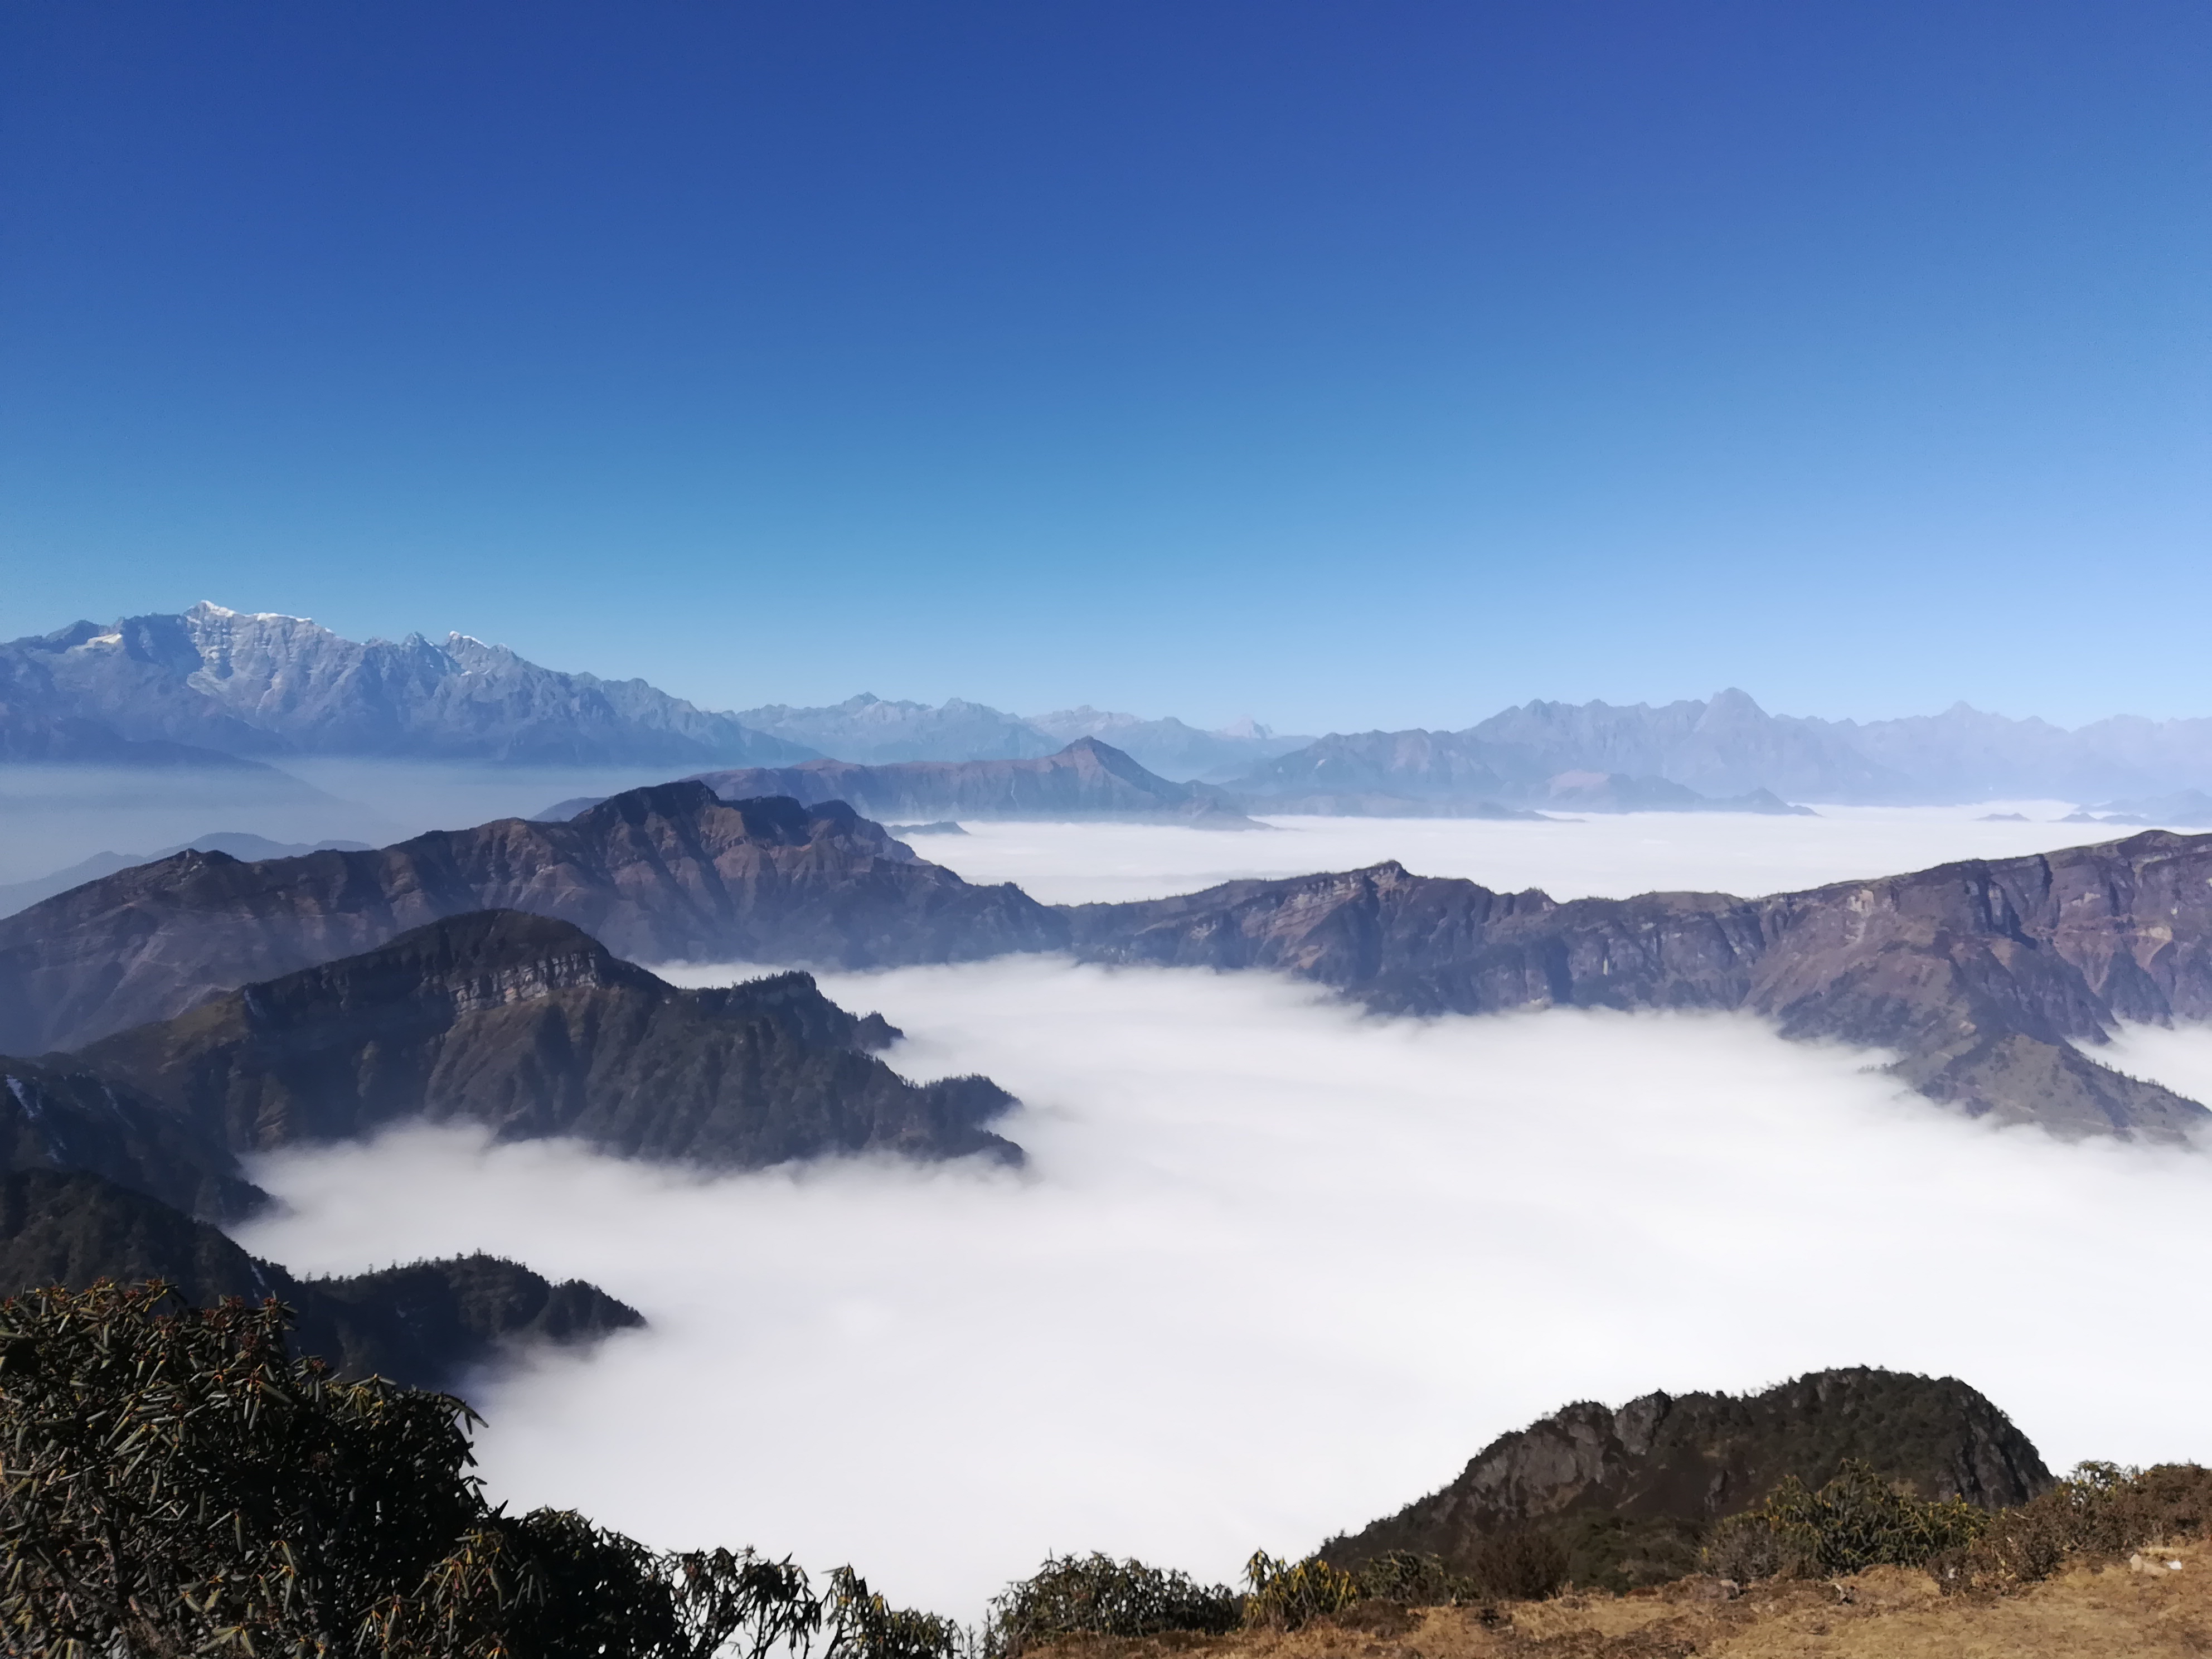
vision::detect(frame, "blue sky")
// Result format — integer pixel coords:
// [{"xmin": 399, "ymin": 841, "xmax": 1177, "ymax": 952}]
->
[{"xmin": 2, "ymin": 2, "xmax": 2205, "ymax": 732}]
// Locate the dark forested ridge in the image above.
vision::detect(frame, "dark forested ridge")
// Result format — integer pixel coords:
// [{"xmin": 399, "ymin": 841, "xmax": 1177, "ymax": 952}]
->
[
  {"xmin": 0, "ymin": 1169, "xmax": 641, "ymax": 1390},
  {"xmin": 79, "ymin": 909, "xmax": 1022, "ymax": 1168},
  {"xmin": 1, "ymin": 1050, "xmax": 264, "ymax": 1220}
]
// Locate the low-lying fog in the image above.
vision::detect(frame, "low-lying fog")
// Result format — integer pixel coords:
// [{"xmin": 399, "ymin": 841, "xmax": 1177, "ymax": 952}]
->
[
  {"xmin": 919, "ymin": 803, "xmax": 2131, "ymax": 904},
  {"xmin": 239, "ymin": 956, "xmax": 2212, "ymax": 1618}
]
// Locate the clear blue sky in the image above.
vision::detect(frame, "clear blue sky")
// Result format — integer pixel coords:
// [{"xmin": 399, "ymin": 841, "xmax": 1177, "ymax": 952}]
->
[{"xmin": 2, "ymin": 2, "xmax": 2205, "ymax": 732}]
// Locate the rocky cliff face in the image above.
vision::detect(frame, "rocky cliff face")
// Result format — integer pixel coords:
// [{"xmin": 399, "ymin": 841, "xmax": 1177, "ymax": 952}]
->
[
  {"xmin": 1066, "ymin": 831, "xmax": 2212, "ymax": 1138},
  {"xmin": 78, "ymin": 910, "xmax": 1022, "ymax": 1168},
  {"xmin": 1323, "ymin": 1367, "xmax": 2051, "ymax": 1589},
  {"xmin": 0, "ymin": 1168, "xmax": 641, "ymax": 1391},
  {"xmin": 690, "ymin": 737, "xmax": 1255, "ymax": 827},
  {"xmin": 5, "ymin": 604, "xmax": 815, "ymax": 766},
  {"xmin": 0, "ymin": 782, "xmax": 1068, "ymax": 1052}
]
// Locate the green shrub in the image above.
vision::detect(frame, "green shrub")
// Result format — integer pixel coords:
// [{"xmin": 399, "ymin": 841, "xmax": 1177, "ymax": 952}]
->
[
  {"xmin": 984, "ymin": 1553, "xmax": 1239, "ymax": 1655},
  {"xmin": 1946, "ymin": 1462, "xmax": 2212, "ymax": 1593},
  {"xmin": 0, "ymin": 1280, "xmax": 958, "ymax": 1659},
  {"xmin": 1347, "ymin": 1550, "xmax": 1474, "ymax": 1605},
  {"xmin": 1705, "ymin": 1460, "xmax": 1987, "ymax": 1580},
  {"xmin": 1465, "ymin": 1529, "xmax": 1569, "ymax": 1602},
  {"xmin": 1240, "ymin": 1550, "xmax": 1363, "ymax": 1630}
]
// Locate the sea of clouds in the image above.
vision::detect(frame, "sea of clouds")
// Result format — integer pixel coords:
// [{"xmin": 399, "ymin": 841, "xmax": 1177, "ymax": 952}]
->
[
  {"xmin": 913, "ymin": 801, "xmax": 2134, "ymax": 904},
  {"xmin": 232, "ymin": 812, "xmax": 2212, "ymax": 1619}
]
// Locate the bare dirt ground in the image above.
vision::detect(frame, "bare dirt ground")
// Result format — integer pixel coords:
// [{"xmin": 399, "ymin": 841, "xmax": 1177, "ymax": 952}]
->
[{"xmin": 1030, "ymin": 1538, "xmax": 2209, "ymax": 1659}]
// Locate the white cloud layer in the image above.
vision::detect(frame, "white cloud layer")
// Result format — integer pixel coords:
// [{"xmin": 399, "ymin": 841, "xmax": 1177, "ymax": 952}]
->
[
  {"xmin": 918, "ymin": 803, "xmax": 2147, "ymax": 904},
  {"xmin": 238, "ymin": 955, "xmax": 2212, "ymax": 1619}
]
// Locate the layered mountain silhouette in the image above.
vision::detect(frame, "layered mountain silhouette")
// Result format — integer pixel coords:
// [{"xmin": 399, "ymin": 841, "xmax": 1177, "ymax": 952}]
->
[
  {"xmin": 0, "ymin": 1167, "xmax": 641, "ymax": 1391},
  {"xmin": 76, "ymin": 909, "xmax": 1021, "ymax": 1168},
  {"xmin": 544, "ymin": 737, "xmax": 1257, "ymax": 828},
  {"xmin": 1322, "ymin": 1367, "xmax": 2051, "ymax": 1590},
  {"xmin": 732, "ymin": 693, "xmax": 1308, "ymax": 778},
  {"xmin": 0, "ymin": 832, "xmax": 372, "ymax": 920},
  {"xmin": 9, "ymin": 780, "xmax": 2212, "ymax": 1138},
  {"xmin": 0, "ymin": 783, "xmax": 1061, "ymax": 1051},
  {"xmin": 1, "ymin": 603, "xmax": 816, "ymax": 767}
]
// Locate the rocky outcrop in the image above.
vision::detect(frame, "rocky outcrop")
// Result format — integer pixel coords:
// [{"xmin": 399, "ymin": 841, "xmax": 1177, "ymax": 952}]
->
[
  {"xmin": 1323, "ymin": 1368, "xmax": 2051, "ymax": 1589},
  {"xmin": 1066, "ymin": 830, "xmax": 2212, "ymax": 1138},
  {"xmin": 0, "ymin": 782, "xmax": 1067, "ymax": 1052},
  {"xmin": 4, "ymin": 603, "xmax": 815, "ymax": 766},
  {"xmin": 0, "ymin": 1167, "xmax": 641, "ymax": 1391},
  {"xmin": 77, "ymin": 910, "xmax": 1022, "ymax": 1168},
  {"xmin": 686, "ymin": 738, "xmax": 1258, "ymax": 827}
]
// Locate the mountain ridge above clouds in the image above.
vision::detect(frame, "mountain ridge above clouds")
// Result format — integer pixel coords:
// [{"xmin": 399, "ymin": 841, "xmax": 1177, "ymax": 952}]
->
[
  {"xmin": 0, "ymin": 906, "xmax": 1022, "ymax": 1391},
  {"xmin": 76, "ymin": 908, "xmax": 1022, "ymax": 1170},
  {"xmin": 1064, "ymin": 830, "xmax": 2212, "ymax": 1141},
  {"xmin": 0, "ymin": 783, "xmax": 1064, "ymax": 1052},
  {"xmin": 0, "ymin": 1167, "xmax": 642, "ymax": 1391},
  {"xmin": 8, "ymin": 779, "xmax": 2212, "ymax": 1139}
]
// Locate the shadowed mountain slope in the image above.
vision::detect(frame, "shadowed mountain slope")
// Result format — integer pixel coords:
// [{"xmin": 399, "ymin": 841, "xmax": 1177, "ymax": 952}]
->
[
  {"xmin": 0, "ymin": 782, "xmax": 1066, "ymax": 1051},
  {"xmin": 0, "ymin": 1167, "xmax": 641, "ymax": 1391},
  {"xmin": 686, "ymin": 736, "xmax": 1257, "ymax": 826},
  {"xmin": 1065, "ymin": 830, "xmax": 2212, "ymax": 1138},
  {"xmin": 1322, "ymin": 1368, "xmax": 2051, "ymax": 1591},
  {"xmin": 77, "ymin": 910, "xmax": 1022, "ymax": 1168},
  {"xmin": 0, "ymin": 1053, "xmax": 262, "ymax": 1221}
]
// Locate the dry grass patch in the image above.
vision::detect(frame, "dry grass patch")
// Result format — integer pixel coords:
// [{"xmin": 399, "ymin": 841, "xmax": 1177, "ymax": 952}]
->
[{"xmin": 1026, "ymin": 1540, "xmax": 2211, "ymax": 1659}]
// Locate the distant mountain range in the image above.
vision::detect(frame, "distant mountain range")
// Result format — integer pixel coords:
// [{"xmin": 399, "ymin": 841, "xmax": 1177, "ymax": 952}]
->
[
  {"xmin": 0, "ymin": 603, "xmax": 814, "ymax": 767},
  {"xmin": 11, "ymin": 605, "xmax": 2212, "ymax": 806},
  {"xmin": 1222, "ymin": 689, "xmax": 2212, "ymax": 813}
]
